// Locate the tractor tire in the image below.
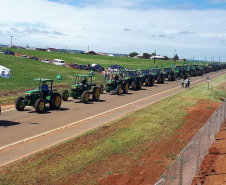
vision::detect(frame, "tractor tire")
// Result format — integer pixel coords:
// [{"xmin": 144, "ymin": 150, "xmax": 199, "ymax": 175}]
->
[
  {"xmin": 172, "ymin": 73, "xmax": 176, "ymax": 81},
  {"xmin": 15, "ymin": 97, "xmax": 25, "ymax": 111},
  {"xmin": 49, "ymin": 93, "xmax": 61, "ymax": 110},
  {"xmin": 116, "ymin": 85, "xmax": 122, "ymax": 95},
  {"xmin": 82, "ymin": 91, "xmax": 89, "ymax": 104},
  {"xmin": 151, "ymin": 77, "xmax": 155, "ymax": 86},
  {"xmin": 99, "ymin": 84, "xmax": 104, "ymax": 94},
  {"xmin": 145, "ymin": 78, "xmax": 149, "ymax": 86},
  {"xmin": 161, "ymin": 75, "xmax": 165, "ymax": 84},
  {"xmin": 131, "ymin": 81, "xmax": 137, "ymax": 90},
  {"xmin": 35, "ymin": 98, "xmax": 45, "ymax": 113},
  {"xmin": 123, "ymin": 82, "xmax": 129, "ymax": 94},
  {"xmin": 157, "ymin": 75, "xmax": 161, "ymax": 84},
  {"xmin": 92, "ymin": 87, "xmax": 100, "ymax": 101},
  {"xmin": 168, "ymin": 75, "xmax": 171, "ymax": 81},
  {"xmin": 138, "ymin": 80, "xmax": 142, "ymax": 90},
  {"xmin": 62, "ymin": 90, "xmax": 69, "ymax": 101}
]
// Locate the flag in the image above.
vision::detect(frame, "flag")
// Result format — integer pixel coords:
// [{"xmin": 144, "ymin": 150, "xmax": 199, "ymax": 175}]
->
[{"xmin": 0, "ymin": 65, "xmax": 10, "ymax": 78}]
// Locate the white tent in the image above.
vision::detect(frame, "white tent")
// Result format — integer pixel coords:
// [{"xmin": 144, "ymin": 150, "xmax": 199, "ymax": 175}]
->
[{"xmin": 0, "ymin": 65, "xmax": 10, "ymax": 78}]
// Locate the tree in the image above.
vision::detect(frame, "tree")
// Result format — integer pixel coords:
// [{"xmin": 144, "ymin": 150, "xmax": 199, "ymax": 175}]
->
[
  {"xmin": 143, "ymin": 53, "xmax": 151, "ymax": 59},
  {"xmin": 150, "ymin": 52, "xmax": 156, "ymax": 57},
  {"xmin": 174, "ymin": 54, "xmax": 179, "ymax": 61},
  {"xmin": 129, "ymin": 52, "xmax": 139, "ymax": 58}
]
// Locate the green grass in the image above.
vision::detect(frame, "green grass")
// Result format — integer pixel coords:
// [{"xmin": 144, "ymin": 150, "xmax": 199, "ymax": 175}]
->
[{"xmin": 1, "ymin": 74, "xmax": 226, "ymax": 184}]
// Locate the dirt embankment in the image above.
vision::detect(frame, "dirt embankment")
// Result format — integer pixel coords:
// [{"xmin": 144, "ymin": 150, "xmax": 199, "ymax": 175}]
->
[{"xmin": 192, "ymin": 122, "xmax": 226, "ymax": 185}]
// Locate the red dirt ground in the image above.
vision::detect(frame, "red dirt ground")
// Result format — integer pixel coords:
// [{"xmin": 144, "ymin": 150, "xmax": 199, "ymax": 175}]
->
[{"xmin": 192, "ymin": 122, "xmax": 226, "ymax": 185}]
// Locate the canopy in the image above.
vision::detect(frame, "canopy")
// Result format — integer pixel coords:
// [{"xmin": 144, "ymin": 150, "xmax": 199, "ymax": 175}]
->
[{"xmin": 0, "ymin": 65, "xmax": 10, "ymax": 78}]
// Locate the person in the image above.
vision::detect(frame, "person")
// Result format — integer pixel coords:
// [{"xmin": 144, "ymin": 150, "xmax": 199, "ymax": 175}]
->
[
  {"xmin": 185, "ymin": 78, "xmax": 189, "ymax": 88},
  {"xmin": 82, "ymin": 77, "xmax": 88, "ymax": 90},
  {"xmin": 104, "ymin": 71, "xmax": 107, "ymax": 81},
  {"xmin": 114, "ymin": 74, "xmax": 119, "ymax": 85},
  {"xmin": 41, "ymin": 81, "xmax": 49, "ymax": 98},
  {"xmin": 181, "ymin": 78, "xmax": 184, "ymax": 87}
]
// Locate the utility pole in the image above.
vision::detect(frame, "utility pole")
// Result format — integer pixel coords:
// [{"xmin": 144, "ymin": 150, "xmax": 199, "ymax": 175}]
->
[{"xmin": 10, "ymin": 35, "xmax": 13, "ymax": 48}]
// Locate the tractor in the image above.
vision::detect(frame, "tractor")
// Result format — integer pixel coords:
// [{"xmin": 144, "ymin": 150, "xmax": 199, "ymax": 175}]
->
[
  {"xmin": 62, "ymin": 74, "xmax": 101, "ymax": 104},
  {"xmin": 124, "ymin": 69, "xmax": 143, "ymax": 90},
  {"xmin": 138, "ymin": 69, "xmax": 155, "ymax": 87},
  {"xmin": 150, "ymin": 68, "xmax": 165, "ymax": 84},
  {"xmin": 162, "ymin": 67, "xmax": 176, "ymax": 81},
  {"xmin": 105, "ymin": 72, "xmax": 129, "ymax": 95},
  {"xmin": 173, "ymin": 65, "xmax": 188, "ymax": 79},
  {"xmin": 15, "ymin": 78, "xmax": 61, "ymax": 113}
]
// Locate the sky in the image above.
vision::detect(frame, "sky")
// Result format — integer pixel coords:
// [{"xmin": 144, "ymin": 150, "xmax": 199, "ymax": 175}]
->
[{"xmin": 1, "ymin": 0, "xmax": 226, "ymax": 61}]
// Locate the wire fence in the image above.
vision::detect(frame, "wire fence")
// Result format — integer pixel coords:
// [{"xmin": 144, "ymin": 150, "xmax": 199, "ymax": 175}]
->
[{"xmin": 155, "ymin": 99, "xmax": 226, "ymax": 185}]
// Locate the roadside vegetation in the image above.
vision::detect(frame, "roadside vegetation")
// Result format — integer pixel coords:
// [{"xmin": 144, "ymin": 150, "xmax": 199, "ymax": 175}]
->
[{"xmin": 0, "ymin": 69, "xmax": 225, "ymax": 184}]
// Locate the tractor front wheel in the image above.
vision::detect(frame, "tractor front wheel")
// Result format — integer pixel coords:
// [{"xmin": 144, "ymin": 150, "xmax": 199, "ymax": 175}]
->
[
  {"xmin": 99, "ymin": 85, "xmax": 104, "ymax": 94},
  {"xmin": 123, "ymin": 82, "xmax": 129, "ymax": 94},
  {"xmin": 35, "ymin": 98, "xmax": 45, "ymax": 113},
  {"xmin": 15, "ymin": 97, "xmax": 25, "ymax": 111},
  {"xmin": 62, "ymin": 90, "xmax": 69, "ymax": 101},
  {"xmin": 82, "ymin": 91, "xmax": 89, "ymax": 104},
  {"xmin": 49, "ymin": 93, "xmax": 61, "ymax": 110},
  {"xmin": 116, "ymin": 86, "xmax": 122, "ymax": 95},
  {"xmin": 92, "ymin": 87, "xmax": 100, "ymax": 101}
]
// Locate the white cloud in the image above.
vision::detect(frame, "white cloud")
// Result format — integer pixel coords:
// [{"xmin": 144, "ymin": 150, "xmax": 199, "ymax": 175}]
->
[{"xmin": 0, "ymin": 0, "xmax": 226, "ymax": 61}]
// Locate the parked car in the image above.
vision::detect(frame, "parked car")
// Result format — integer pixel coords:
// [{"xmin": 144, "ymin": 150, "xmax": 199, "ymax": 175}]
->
[
  {"xmin": 89, "ymin": 66, "xmax": 102, "ymax": 72},
  {"xmin": 29, "ymin": 56, "xmax": 39, "ymax": 61},
  {"xmin": 77, "ymin": 65, "xmax": 89, "ymax": 70},
  {"xmin": 41, "ymin": 59, "xmax": 51, "ymax": 64},
  {"xmin": 91, "ymin": 64, "xmax": 104, "ymax": 71},
  {"xmin": 21, "ymin": 55, "xmax": 29, "ymax": 58},
  {"xmin": 53, "ymin": 59, "xmax": 66, "ymax": 66},
  {"xmin": 69, "ymin": 63, "xmax": 78, "ymax": 69},
  {"xmin": 0, "ymin": 50, "xmax": 5, "ymax": 54},
  {"xmin": 4, "ymin": 50, "xmax": 14, "ymax": 55}
]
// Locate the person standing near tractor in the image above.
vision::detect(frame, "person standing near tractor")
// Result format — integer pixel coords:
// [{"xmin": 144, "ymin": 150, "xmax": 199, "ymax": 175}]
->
[
  {"xmin": 181, "ymin": 78, "xmax": 184, "ymax": 87},
  {"xmin": 188, "ymin": 78, "xmax": 191, "ymax": 88},
  {"xmin": 185, "ymin": 78, "xmax": 189, "ymax": 88}
]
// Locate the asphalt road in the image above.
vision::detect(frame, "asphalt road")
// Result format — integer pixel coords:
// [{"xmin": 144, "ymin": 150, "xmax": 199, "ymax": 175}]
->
[{"xmin": 0, "ymin": 69, "xmax": 225, "ymax": 167}]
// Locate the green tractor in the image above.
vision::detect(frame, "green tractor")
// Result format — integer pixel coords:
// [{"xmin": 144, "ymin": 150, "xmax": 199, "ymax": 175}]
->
[
  {"xmin": 105, "ymin": 72, "xmax": 129, "ymax": 95},
  {"xmin": 15, "ymin": 78, "xmax": 62, "ymax": 113},
  {"xmin": 192, "ymin": 64, "xmax": 203, "ymax": 76},
  {"xmin": 124, "ymin": 69, "xmax": 143, "ymax": 90},
  {"xmin": 138, "ymin": 69, "xmax": 155, "ymax": 87},
  {"xmin": 173, "ymin": 65, "xmax": 189, "ymax": 79},
  {"xmin": 62, "ymin": 74, "xmax": 101, "ymax": 104},
  {"xmin": 150, "ymin": 68, "xmax": 165, "ymax": 84},
  {"xmin": 162, "ymin": 67, "xmax": 176, "ymax": 81}
]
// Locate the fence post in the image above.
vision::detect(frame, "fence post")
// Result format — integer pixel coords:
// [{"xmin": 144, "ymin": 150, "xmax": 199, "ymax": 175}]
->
[
  {"xmin": 195, "ymin": 132, "xmax": 200, "ymax": 175},
  {"xmin": 178, "ymin": 153, "xmax": 184, "ymax": 185}
]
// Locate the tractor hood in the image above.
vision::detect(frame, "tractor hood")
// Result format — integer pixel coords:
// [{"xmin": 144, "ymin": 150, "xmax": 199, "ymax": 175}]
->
[
  {"xmin": 71, "ymin": 84, "xmax": 82, "ymax": 89},
  {"xmin": 25, "ymin": 89, "xmax": 39, "ymax": 96}
]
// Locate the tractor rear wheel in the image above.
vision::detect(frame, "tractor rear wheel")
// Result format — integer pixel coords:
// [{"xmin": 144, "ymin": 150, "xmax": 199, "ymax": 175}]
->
[
  {"xmin": 15, "ymin": 97, "xmax": 25, "ymax": 111},
  {"xmin": 92, "ymin": 87, "xmax": 100, "ymax": 101},
  {"xmin": 151, "ymin": 77, "xmax": 155, "ymax": 86},
  {"xmin": 116, "ymin": 86, "xmax": 122, "ymax": 95},
  {"xmin": 82, "ymin": 91, "xmax": 89, "ymax": 104},
  {"xmin": 62, "ymin": 90, "xmax": 69, "ymax": 101},
  {"xmin": 35, "ymin": 98, "xmax": 45, "ymax": 113},
  {"xmin": 49, "ymin": 93, "xmax": 61, "ymax": 110},
  {"xmin": 123, "ymin": 82, "xmax": 129, "ymax": 94},
  {"xmin": 99, "ymin": 85, "xmax": 104, "ymax": 94}
]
